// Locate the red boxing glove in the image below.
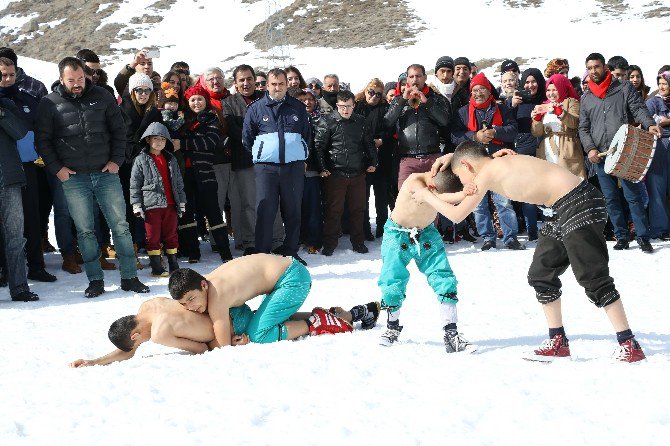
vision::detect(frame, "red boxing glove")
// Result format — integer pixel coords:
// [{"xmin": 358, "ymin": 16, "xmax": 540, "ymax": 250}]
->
[{"xmin": 553, "ymin": 106, "xmax": 563, "ymax": 117}]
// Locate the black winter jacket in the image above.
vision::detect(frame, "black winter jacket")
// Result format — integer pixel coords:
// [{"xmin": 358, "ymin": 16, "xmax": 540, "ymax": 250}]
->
[
  {"xmin": 120, "ymin": 97, "xmax": 163, "ymax": 162},
  {"xmin": 0, "ymin": 98, "xmax": 28, "ymax": 188},
  {"xmin": 383, "ymin": 88, "xmax": 450, "ymax": 157},
  {"xmin": 35, "ymin": 80, "xmax": 126, "ymax": 175},
  {"xmin": 180, "ymin": 111, "xmax": 223, "ymax": 185},
  {"xmin": 314, "ymin": 111, "xmax": 377, "ymax": 178}
]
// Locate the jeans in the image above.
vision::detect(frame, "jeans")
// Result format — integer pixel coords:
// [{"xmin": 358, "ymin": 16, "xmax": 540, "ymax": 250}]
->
[
  {"xmin": 0, "ymin": 185, "xmax": 29, "ymax": 297},
  {"xmin": 46, "ymin": 170, "xmax": 76, "ymax": 256},
  {"xmin": 645, "ymin": 138, "xmax": 670, "ymax": 237},
  {"xmin": 521, "ymin": 202, "xmax": 539, "ymax": 239},
  {"xmin": 595, "ymin": 162, "xmax": 650, "ymax": 240},
  {"xmin": 474, "ymin": 191, "xmax": 518, "ymax": 244},
  {"xmin": 61, "ymin": 172, "xmax": 137, "ymax": 281}
]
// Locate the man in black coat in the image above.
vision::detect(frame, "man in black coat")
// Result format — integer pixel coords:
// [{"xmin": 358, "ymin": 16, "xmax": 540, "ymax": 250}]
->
[
  {"xmin": 384, "ymin": 64, "xmax": 450, "ymax": 189},
  {"xmin": 0, "ymin": 70, "xmax": 39, "ymax": 302},
  {"xmin": 35, "ymin": 57, "xmax": 149, "ymax": 298},
  {"xmin": 315, "ymin": 90, "xmax": 377, "ymax": 256}
]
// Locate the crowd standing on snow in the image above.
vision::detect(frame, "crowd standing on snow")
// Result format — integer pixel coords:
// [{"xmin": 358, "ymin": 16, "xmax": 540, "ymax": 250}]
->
[{"xmin": 0, "ymin": 46, "xmax": 668, "ymax": 303}]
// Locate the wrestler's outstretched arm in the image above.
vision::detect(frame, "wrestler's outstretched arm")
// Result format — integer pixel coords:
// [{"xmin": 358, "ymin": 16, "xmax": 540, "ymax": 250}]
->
[{"xmin": 69, "ymin": 349, "xmax": 135, "ymax": 368}]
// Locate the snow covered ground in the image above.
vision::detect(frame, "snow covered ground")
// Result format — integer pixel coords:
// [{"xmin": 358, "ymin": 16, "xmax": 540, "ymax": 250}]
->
[{"xmin": 1, "ymin": 230, "xmax": 668, "ymax": 445}]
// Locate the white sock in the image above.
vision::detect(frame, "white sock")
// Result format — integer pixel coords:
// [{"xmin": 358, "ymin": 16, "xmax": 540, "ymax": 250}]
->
[{"xmin": 440, "ymin": 303, "xmax": 458, "ymax": 327}]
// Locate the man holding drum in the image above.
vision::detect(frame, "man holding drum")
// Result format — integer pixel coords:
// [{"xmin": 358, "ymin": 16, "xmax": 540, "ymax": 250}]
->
[{"xmin": 579, "ymin": 53, "xmax": 662, "ymax": 253}]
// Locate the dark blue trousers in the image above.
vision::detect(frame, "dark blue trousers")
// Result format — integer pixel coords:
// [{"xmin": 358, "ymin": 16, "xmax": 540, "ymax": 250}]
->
[{"xmin": 254, "ymin": 161, "xmax": 304, "ymax": 255}]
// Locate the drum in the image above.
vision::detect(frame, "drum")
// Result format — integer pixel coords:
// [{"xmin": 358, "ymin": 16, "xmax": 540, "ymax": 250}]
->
[{"xmin": 604, "ymin": 124, "xmax": 656, "ymax": 183}]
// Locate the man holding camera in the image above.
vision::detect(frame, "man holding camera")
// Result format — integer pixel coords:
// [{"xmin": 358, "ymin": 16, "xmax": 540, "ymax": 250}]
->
[
  {"xmin": 451, "ymin": 72, "xmax": 523, "ymax": 251},
  {"xmin": 383, "ymin": 64, "xmax": 450, "ymax": 189}
]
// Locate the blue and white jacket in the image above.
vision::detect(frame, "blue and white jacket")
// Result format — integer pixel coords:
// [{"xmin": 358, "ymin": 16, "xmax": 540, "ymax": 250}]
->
[{"xmin": 242, "ymin": 93, "xmax": 311, "ymax": 164}]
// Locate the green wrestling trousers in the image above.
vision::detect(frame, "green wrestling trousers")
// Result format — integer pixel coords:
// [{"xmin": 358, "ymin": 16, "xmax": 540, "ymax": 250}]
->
[
  {"xmin": 243, "ymin": 258, "xmax": 312, "ymax": 343},
  {"xmin": 379, "ymin": 219, "xmax": 458, "ymax": 312}
]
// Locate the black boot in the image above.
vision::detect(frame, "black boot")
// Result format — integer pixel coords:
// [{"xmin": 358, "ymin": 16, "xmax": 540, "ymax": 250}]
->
[
  {"xmin": 178, "ymin": 221, "xmax": 201, "ymax": 261},
  {"xmin": 166, "ymin": 250, "xmax": 180, "ymax": 273},
  {"xmin": 211, "ymin": 225, "xmax": 232, "ymax": 262},
  {"xmin": 148, "ymin": 253, "xmax": 168, "ymax": 277},
  {"xmin": 121, "ymin": 277, "xmax": 150, "ymax": 293}
]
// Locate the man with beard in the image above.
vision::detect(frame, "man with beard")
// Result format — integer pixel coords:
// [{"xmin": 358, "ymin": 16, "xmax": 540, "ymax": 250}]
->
[
  {"xmin": 383, "ymin": 64, "xmax": 450, "ymax": 188},
  {"xmin": 35, "ymin": 57, "xmax": 150, "ymax": 298},
  {"xmin": 579, "ymin": 52, "xmax": 661, "ymax": 253}
]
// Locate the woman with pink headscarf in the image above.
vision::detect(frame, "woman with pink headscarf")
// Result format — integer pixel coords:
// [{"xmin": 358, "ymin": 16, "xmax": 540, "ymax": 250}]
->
[{"xmin": 531, "ymin": 74, "xmax": 586, "ymax": 178}]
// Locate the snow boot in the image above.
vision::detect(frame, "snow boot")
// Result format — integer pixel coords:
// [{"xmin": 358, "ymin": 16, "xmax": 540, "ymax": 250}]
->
[{"xmin": 148, "ymin": 251, "xmax": 168, "ymax": 277}]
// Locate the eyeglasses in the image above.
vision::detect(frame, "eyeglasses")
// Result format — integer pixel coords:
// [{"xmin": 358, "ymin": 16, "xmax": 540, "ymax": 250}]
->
[
  {"xmin": 309, "ymin": 83, "xmax": 321, "ymax": 89},
  {"xmin": 133, "ymin": 88, "xmax": 152, "ymax": 95},
  {"xmin": 206, "ymin": 76, "xmax": 223, "ymax": 83},
  {"xmin": 336, "ymin": 104, "xmax": 353, "ymax": 110},
  {"xmin": 367, "ymin": 89, "xmax": 382, "ymax": 98},
  {"xmin": 255, "ymin": 80, "xmax": 267, "ymax": 87}
]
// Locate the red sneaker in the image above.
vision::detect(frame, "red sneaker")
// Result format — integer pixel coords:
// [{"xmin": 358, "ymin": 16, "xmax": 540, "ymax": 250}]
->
[
  {"xmin": 308, "ymin": 308, "xmax": 353, "ymax": 336},
  {"xmin": 613, "ymin": 339, "xmax": 646, "ymax": 363},
  {"xmin": 524, "ymin": 334, "xmax": 571, "ymax": 362}
]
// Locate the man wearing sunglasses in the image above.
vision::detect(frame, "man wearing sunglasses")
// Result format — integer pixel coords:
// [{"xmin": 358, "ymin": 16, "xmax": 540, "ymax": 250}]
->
[
  {"xmin": 36, "ymin": 57, "xmax": 150, "ymax": 298},
  {"xmin": 76, "ymin": 48, "xmax": 115, "ymax": 97}
]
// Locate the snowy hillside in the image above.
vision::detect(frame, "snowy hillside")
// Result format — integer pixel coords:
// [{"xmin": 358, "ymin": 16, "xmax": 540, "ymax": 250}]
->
[{"xmin": 1, "ymin": 0, "xmax": 669, "ymax": 91}]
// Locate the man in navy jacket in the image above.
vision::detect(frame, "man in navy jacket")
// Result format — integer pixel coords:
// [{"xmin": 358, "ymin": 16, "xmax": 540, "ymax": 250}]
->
[{"xmin": 243, "ymin": 68, "xmax": 311, "ymax": 264}]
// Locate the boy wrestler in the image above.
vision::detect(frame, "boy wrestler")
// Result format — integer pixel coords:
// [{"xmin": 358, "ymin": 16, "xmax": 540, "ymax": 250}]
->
[
  {"xmin": 422, "ymin": 141, "xmax": 646, "ymax": 362},
  {"xmin": 169, "ymin": 254, "xmax": 379, "ymax": 346},
  {"xmin": 376, "ymin": 166, "xmax": 478, "ymax": 353},
  {"xmin": 69, "ymin": 297, "xmax": 220, "ymax": 367}
]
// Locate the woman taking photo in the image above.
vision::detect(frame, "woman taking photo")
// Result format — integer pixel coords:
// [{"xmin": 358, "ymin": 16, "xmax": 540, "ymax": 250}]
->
[
  {"xmin": 531, "ymin": 73, "xmax": 585, "ymax": 179},
  {"xmin": 509, "ymin": 68, "xmax": 546, "ymax": 241}
]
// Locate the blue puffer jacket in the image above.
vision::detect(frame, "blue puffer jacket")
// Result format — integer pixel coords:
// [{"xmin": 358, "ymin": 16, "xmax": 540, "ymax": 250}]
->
[{"xmin": 242, "ymin": 93, "xmax": 311, "ymax": 164}]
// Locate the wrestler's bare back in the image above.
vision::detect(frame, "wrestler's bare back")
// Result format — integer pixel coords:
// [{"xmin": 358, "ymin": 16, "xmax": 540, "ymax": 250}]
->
[
  {"xmin": 476, "ymin": 155, "xmax": 582, "ymax": 207},
  {"xmin": 139, "ymin": 297, "xmax": 214, "ymax": 343},
  {"xmin": 391, "ymin": 173, "xmax": 442, "ymax": 229},
  {"xmin": 205, "ymin": 254, "xmax": 292, "ymax": 308}
]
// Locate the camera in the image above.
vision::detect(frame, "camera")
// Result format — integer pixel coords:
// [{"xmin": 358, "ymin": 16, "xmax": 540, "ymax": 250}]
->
[
  {"xmin": 145, "ymin": 49, "xmax": 160, "ymax": 59},
  {"xmin": 514, "ymin": 90, "xmax": 533, "ymax": 104}
]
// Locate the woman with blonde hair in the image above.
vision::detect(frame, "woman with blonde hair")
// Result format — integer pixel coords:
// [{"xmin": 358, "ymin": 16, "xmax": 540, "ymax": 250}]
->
[
  {"xmin": 354, "ymin": 78, "xmax": 391, "ymax": 239},
  {"xmin": 531, "ymin": 73, "xmax": 586, "ymax": 179}
]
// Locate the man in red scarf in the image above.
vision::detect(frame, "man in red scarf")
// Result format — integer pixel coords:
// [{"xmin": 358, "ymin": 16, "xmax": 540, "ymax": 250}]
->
[
  {"xmin": 451, "ymin": 72, "xmax": 523, "ymax": 251},
  {"xmin": 578, "ymin": 52, "xmax": 662, "ymax": 253},
  {"xmin": 383, "ymin": 64, "xmax": 450, "ymax": 189}
]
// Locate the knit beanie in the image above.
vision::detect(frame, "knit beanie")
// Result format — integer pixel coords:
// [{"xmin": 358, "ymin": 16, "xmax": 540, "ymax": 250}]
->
[
  {"xmin": 306, "ymin": 77, "xmax": 322, "ymax": 88},
  {"xmin": 501, "ymin": 59, "xmax": 520, "ymax": 73},
  {"xmin": 0, "ymin": 47, "xmax": 18, "ymax": 66},
  {"xmin": 184, "ymin": 83, "xmax": 209, "ymax": 101},
  {"xmin": 435, "ymin": 56, "xmax": 454, "ymax": 72},
  {"xmin": 128, "ymin": 73, "xmax": 153, "ymax": 92},
  {"xmin": 469, "ymin": 73, "xmax": 493, "ymax": 92},
  {"xmin": 453, "ymin": 57, "xmax": 471, "ymax": 68},
  {"xmin": 384, "ymin": 82, "xmax": 396, "ymax": 96}
]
